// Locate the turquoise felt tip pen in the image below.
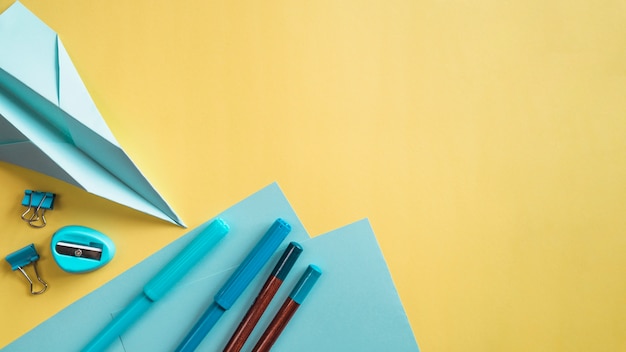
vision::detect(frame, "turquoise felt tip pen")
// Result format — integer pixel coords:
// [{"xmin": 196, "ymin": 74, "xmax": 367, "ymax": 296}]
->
[
  {"xmin": 81, "ymin": 218, "xmax": 229, "ymax": 352},
  {"xmin": 175, "ymin": 218, "xmax": 292, "ymax": 352}
]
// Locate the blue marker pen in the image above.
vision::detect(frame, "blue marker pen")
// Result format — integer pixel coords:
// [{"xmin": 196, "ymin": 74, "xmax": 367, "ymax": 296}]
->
[{"xmin": 175, "ymin": 218, "xmax": 292, "ymax": 352}]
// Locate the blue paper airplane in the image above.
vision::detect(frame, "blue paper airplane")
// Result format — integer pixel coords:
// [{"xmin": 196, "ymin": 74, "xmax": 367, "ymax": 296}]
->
[{"xmin": 0, "ymin": 2, "xmax": 184, "ymax": 226}]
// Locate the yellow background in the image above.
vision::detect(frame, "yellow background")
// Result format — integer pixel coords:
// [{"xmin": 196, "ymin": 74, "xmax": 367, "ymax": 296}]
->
[{"xmin": 1, "ymin": 0, "xmax": 625, "ymax": 350}]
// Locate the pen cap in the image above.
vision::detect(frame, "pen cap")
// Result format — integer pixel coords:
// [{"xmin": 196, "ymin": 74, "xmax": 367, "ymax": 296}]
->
[
  {"xmin": 289, "ymin": 265, "xmax": 322, "ymax": 305},
  {"xmin": 271, "ymin": 242, "xmax": 303, "ymax": 281},
  {"xmin": 215, "ymin": 218, "xmax": 291, "ymax": 310},
  {"xmin": 144, "ymin": 218, "xmax": 229, "ymax": 301}
]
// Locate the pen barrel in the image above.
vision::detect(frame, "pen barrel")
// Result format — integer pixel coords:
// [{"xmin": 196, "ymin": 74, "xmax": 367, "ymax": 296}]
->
[
  {"xmin": 144, "ymin": 219, "xmax": 229, "ymax": 301},
  {"xmin": 82, "ymin": 295, "xmax": 152, "ymax": 352},
  {"xmin": 175, "ymin": 302, "xmax": 226, "ymax": 352},
  {"xmin": 223, "ymin": 276, "xmax": 284, "ymax": 352},
  {"xmin": 251, "ymin": 298, "xmax": 300, "ymax": 352}
]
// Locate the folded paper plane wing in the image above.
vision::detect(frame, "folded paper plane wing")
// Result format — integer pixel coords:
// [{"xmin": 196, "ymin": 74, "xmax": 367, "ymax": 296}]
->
[{"xmin": 0, "ymin": 2, "xmax": 184, "ymax": 226}]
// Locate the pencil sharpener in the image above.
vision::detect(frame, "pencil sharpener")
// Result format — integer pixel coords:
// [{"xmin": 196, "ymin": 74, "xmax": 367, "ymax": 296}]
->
[{"xmin": 51, "ymin": 225, "xmax": 115, "ymax": 273}]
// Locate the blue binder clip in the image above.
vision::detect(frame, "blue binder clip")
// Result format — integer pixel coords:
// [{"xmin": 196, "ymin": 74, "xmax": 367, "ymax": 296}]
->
[
  {"xmin": 21, "ymin": 190, "xmax": 55, "ymax": 228},
  {"xmin": 5, "ymin": 244, "xmax": 48, "ymax": 295}
]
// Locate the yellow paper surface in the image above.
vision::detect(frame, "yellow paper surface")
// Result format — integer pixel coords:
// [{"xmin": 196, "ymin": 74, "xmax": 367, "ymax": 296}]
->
[{"xmin": 1, "ymin": 1, "xmax": 625, "ymax": 350}]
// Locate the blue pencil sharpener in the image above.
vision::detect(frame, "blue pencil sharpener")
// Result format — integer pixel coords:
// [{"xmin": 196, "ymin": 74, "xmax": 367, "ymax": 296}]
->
[{"xmin": 51, "ymin": 226, "xmax": 115, "ymax": 273}]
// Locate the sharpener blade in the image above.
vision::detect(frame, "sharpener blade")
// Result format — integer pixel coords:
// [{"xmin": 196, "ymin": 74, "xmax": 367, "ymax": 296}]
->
[{"xmin": 55, "ymin": 241, "xmax": 103, "ymax": 261}]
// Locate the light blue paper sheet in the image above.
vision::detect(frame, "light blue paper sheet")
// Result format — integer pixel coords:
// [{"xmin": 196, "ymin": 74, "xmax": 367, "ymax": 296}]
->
[
  {"xmin": 4, "ymin": 183, "xmax": 419, "ymax": 351},
  {"xmin": 0, "ymin": 1, "xmax": 183, "ymax": 226}
]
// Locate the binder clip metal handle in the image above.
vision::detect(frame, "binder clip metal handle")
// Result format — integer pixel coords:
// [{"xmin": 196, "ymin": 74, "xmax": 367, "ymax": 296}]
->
[
  {"xmin": 21, "ymin": 190, "xmax": 55, "ymax": 228},
  {"xmin": 5, "ymin": 244, "xmax": 48, "ymax": 295}
]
